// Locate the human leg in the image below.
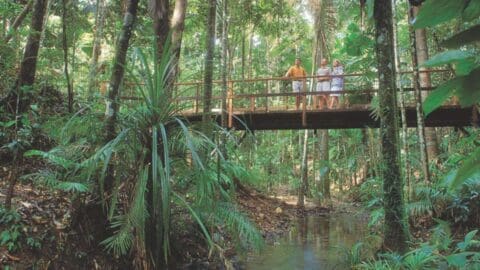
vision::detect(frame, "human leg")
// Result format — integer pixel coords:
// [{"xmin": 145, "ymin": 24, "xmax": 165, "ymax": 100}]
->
[{"xmin": 292, "ymin": 81, "xmax": 301, "ymax": 109}]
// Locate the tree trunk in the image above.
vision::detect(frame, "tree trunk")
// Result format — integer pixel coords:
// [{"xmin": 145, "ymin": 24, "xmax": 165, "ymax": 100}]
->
[
  {"xmin": 62, "ymin": 0, "xmax": 73, "ymax": 113},
  {"xmin": 87, "ymin": 0, "xmax": 106, "ymax": 100},
  {"xmin": 374, "ymin": 0, "xmax": 410, "ymax": 253},
  {"xmin": 149, "ymin": 0, "xmax": 170, "ymax": 59},
  {"xmin": 409, "ymin": 4, "xmax": 430, "ymax": 183},
  {"xmin": 2, "ymin": 0, "xmax": 48, "ymax": 114},
  {"xmin": 393, "ymin": 0, "xmax": 410, "ymax": 198},
  {"xmin": 298, "ymin": 130, "xmax": 308, "ymax": 209},
  {"xmin": 412, "ymin": 5, "xmax": 439, "ymax": 162},
  {"xmin": 169, "ymin": 0, "xmax": 188, "ymax": 92},
  {"xmin": 318, "ymin": 130, "xmax": 330, "ymax": 202},
  {"xmin": 202, "ymin": 0, "xmax": 217, "ymax": 140},
  {"xmin": 4, "ymin": 0, "xmax": 33, "ymax": 43},
  {"xmin": 219, "ymin": 0, "xmax": 228, "ymax": 157},
  {"xmin": 104, "ymin": 0, "xmax": 139, "ymax": 192}
]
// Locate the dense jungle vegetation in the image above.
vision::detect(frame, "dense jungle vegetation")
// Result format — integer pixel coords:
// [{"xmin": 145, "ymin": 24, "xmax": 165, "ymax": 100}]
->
[{"xmin": 0, "ymin": 0, "xmax": 479, "ymax": 269}]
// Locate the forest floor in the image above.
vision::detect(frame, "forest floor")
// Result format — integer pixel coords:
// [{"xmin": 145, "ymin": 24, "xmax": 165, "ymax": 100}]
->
[{"xmin": 0, "ymin": 171, "xmax": 334, "ymax": 269}]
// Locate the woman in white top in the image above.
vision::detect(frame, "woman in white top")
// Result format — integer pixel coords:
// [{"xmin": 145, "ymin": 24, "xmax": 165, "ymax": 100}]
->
[
  {"xmin": 329, "ymin": 60, "xmax": 344, "ymax": 109},
  {"xmin": 316, "ymin": 58, "xmax": 331, "ymax": 109}
]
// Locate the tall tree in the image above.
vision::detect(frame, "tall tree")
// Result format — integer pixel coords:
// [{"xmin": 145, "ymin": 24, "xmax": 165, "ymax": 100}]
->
[
  {"xmin": 373, "ymin": 0, "xmax": 409, "ymax": 253},
  {"xmin": 202, "ymin": 0, "xmax": 217, "ymax": 140},
  {"xmin": 2, "ymin": 0, "xmax": 48, "ymax": 114},
  {"xmin": 104, "ymin": 0, "xmax": 139, "ymax": 191},
  {"xmin": 408, "ymin": 4, "xmax": 430, "ymax": 183},
  {"xmin": 298, "ymin": 130, "xmax": 308, "ymax": 209},
  {"xmin": 220, "ymin": 0, "xmax": 228, "ymax": 156},
  {"xmin": 168, "ymin": 0, "xmax": 188, "ymax": 95},
  {"xmin": 149, "ymin": 0, "xmax": 170, "ymax": 58},
  {"xmin": 87, "ymin": 0, "xmax": 106, "ymax": 100},
  {"xmin": 61, "ymin": 0, "xmax": 73, "ymax": 112},
  {"xmin": 310, "ymin": 0, "xmax": 335, "ymax": 204},
  {"xmin": 412, "ymin": 5, "xmax": 439, "ymax": 162}
]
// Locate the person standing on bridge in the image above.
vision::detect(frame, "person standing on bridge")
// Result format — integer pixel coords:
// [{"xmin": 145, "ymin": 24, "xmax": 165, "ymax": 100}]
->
[
  {"xmin": 285, "ymin": 58, "xmax": 307, "ymax": 110},
  {"xmin": 329, "ymin": 59, "xmax": 344, "ymax": 109},
  {"xmin": 316, "ymin": 58, "xmax": 331, "ymax": 109}
]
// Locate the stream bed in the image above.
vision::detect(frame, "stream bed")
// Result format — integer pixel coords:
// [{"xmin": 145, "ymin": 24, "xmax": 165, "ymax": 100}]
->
[{"xmin": 242, "ymin": 213, "xmax": 369, "ymax": 270}]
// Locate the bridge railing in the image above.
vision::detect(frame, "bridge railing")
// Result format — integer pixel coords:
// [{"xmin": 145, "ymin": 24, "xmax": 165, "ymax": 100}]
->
[
  {"xmin": 119, "ymin": 70, "xmax": 452, "ymax": 126},
  {"xmin": 165, "ymin": 70, "xmax": 452, "ymax": 127}
]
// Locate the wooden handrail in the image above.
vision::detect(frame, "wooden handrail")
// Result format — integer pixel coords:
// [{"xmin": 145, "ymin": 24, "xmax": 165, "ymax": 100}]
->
[{"xmin": 173, "ymin": 69, "xmax": 450, "ymax": 86}]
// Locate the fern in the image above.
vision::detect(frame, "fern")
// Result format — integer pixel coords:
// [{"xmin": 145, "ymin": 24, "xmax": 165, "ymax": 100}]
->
[
  {"xmin": 210, "ymin": 202, "xmax": 263, "ymax": 251},
  {"xmin": 101, "ymin": 166, "xmax": 148, "ymax": 255}
]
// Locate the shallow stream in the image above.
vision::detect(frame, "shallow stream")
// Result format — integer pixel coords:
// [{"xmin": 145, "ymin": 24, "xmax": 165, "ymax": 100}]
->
[{"xmin": 242, "ymin": 213, "xmax": 368, "ymax": 270}]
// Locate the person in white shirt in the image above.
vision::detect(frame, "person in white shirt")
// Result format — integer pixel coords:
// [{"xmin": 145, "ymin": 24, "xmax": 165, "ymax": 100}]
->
[
  {"xmin": 316, "ymin": 58, "xmax": 331, "ymax": 109},
  {"xmin": 329, "ymin": 60, "xmax": 344, "ymax": 109}
]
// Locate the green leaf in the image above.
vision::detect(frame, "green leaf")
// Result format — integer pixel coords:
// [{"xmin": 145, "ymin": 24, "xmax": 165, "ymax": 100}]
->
[
  {"xmin": 463, "ymin": 1, "xmax": 480, "ymax": 21},
  {"xmin": 0, "ymin": 120, "xmax": 16, "ymax": 128},
  {"xmin": 455, "ymin": 59, "xmax": 476, "ymax": 76},
  {"xmin": 56, "ymin": 182, "xmax": 89, "ymax": 193},
  {"xmin": 457, "ymin": 230, "xmax": 478, "ymax": 251},
  {"xmin": 457, "ymin": 67, "xmax": 480, "ymax": 107},
  {"xmin": 413, "ymin": 0, "xmax": 468, "ymax": 29},
  {"xmin": 423, "ymin": 78, "xmax": 459, "ymax": 116},
  {"xmin": 446, "ymin": 253, "xmax": 469, "ymax": 267},
  {"xmin": 442, "ymin": 24, "xmax": 480, "ymax": 48},
  {"xmin": 449, "ymin": 147, "xmax": 480, "ymax": 190},
  {"xmin": 422, "ymin": 50, "xmax": 475, "ymax": 68}
]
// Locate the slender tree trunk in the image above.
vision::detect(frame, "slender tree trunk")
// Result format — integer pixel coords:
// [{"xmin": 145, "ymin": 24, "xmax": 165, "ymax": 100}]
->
[
  {"xmin": 1, "ymin": 0, "xmax": 48, "ymax": 114},
  {"xmin": 412, "ymin": 5, "xmax": 439, "ymax": 162},
  {"xmin": 220, "ymin": 0, "xmax": 228, "ymax": 157},
  {"xmin": 202, "ymin": 0, "xmax": 217, "ymax": 140},
  {"xmin": 408, "ymin": 5, "xmax": 430, "ymax": 183},
  {"xmin": 62, "ymin": 0, "xmax": 73, "ymax": 112},
  {"xmin": 298, "ymin": 129, "xmax": 308, "ymax": 209},
  {"xmin": 104, "ymin": 0, "xmax": 139, "ymax": 190},
  {"xmin": 241, "ymin": 29, "xmax": 246, "ymax": 82},
  {"xmin": 4, "ymin": 0, "xmax": 33, "ymax": 43},
  {"xmin": 374, "ymin": 0, "xmax": 409, "ymax": 253},
  {"xmin": 149, "ymin": 0, "xmax": 170, "ymax": 59},
  {"xmin": 393, "ymin": 0, "xmax": 410, "ymax": 199},
  {"xmin": 170, "ymin": 0, "xmax": 188, "ymax": 90},
  {"xmin": 319, "ymin": 130, "xmax": 330, "ymax": 202},
  {"xmin": 87, "ymin": 0, "xmax": 106, "ymax": 100}
]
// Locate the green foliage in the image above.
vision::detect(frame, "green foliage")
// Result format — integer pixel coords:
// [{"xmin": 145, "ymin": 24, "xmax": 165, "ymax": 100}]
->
[
  {"xmin": 413, "ymin": 0, "xmax": 468, "ymax": 29},
  {"xmin": 449, "ymin": 147, "xmax": 480, "ymax": 191},
  {"xmin": 0, "ymin": 208, "xmax": 23, "ymax": 252},
  {"xmin": 415, "ymin": 0, "xmax": 480, "ymax": 118},
  {"xmin": 356, "ymin": 222, "xmax": 480, "ymax": 269},
  {"xmin": 442, "ymin": 25, "xmax": 480, "ymax": 48}
]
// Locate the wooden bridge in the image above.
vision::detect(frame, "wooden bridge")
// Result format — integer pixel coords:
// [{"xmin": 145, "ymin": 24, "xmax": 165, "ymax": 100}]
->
[{"xmin": 123, "ymin": 70, "xmax": 479, "ymax": 130}]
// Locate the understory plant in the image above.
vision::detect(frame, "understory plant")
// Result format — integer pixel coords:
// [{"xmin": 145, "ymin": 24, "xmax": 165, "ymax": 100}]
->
[
  {"xmin": 355, "ymin": 223, "xmax": 480, "ymax": 270},
  {"xmin": 25, "ymin": 38, "xmax": 262, "ymax": 268}
]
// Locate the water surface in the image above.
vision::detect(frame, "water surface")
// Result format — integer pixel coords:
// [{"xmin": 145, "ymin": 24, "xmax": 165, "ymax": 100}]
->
[{"xmin": 244, "ymin": 213, "xmax": 368, "ymax": 270}]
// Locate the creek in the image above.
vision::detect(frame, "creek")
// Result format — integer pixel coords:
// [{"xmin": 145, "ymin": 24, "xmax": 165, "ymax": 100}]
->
[{"xmin": 242, "ymin": 213, "xmax": 369, "ymax": 270}]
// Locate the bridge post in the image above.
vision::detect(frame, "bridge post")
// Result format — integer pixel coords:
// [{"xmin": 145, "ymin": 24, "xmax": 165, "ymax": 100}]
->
[{"xmin": 266, "ymin": 79, "xmax": 269, "ymax": 112}]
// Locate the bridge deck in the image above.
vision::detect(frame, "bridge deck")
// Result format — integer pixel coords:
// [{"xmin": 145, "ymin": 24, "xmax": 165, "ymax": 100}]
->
[{"xmin": 181, "ymin": 105, "xmax": 477, "ymax": 130}]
